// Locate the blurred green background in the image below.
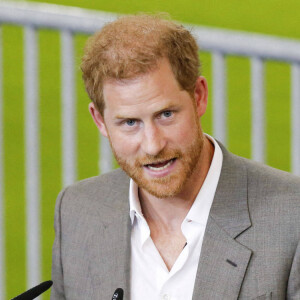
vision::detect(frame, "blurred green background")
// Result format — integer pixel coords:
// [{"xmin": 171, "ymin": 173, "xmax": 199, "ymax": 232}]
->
[{"xmin": 2, "ymin": 0, "xmax": 300, "ymax": 298}]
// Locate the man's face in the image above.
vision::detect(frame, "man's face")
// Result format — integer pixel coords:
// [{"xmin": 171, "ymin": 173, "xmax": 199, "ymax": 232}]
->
[{"xmin": 90, "ymin": 59, "xmax": 208, "ymax": 198}]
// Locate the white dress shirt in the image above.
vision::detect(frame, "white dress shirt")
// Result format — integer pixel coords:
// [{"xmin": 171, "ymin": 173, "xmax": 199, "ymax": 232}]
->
[{"xmin": 130, "ymin": 135, "xmax": 223, "ymax": 300}]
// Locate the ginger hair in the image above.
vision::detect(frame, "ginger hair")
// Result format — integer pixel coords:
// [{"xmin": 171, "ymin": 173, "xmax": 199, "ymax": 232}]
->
[{"xmin": 81, "ymin": 14, "xmax": 201, "ymax": 115}]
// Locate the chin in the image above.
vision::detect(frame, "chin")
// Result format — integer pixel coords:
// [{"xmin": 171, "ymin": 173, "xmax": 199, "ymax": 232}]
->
[{"xmin": 137, "ymin": 176, "xmax": 186, "ymax": 199}]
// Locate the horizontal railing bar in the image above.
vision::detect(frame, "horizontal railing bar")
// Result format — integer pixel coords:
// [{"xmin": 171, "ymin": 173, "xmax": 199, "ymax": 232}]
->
[
  {"xmin": 0, "ymin": 2, "xmax": 300, "ymax": 63},
  {"xmin": 0, "ymin": 1, "xmax": 116, "ymax": 34},
  {"xmin": 192, "ymin": 27, "xmax": 300, "ymax": 63}
]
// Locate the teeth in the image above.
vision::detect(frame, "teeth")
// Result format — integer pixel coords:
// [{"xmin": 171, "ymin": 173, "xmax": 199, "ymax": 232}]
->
[{"xmin": 147, "ymin": 160, "xmax": 173, "ymax": 171}]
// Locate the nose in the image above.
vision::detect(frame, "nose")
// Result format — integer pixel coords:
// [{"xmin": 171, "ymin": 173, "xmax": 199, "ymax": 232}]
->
[{"xmin": 141, "ymin": 123, "xmax": 166, "ymax": 156}]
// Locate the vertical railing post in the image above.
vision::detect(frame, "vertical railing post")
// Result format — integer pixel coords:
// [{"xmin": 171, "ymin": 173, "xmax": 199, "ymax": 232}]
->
[
  {"xmin": 24, "ymin": 26, "xmax": 41, "ymax": 288},
  {"xmin": 99, "ymin": 135, "xmax": 113, "ymax": 174},
  {"xmin": 291, "ymin": 63, "xmax": 300, "ymax": 175},
  {"xmin": 0, "ymin": 26, "xmax": 6, "ymax": 300},
  {"xmin": 212, "ymin": 51, "xmax": 227, "ymax": 145},
  {"xmin": 251, "ymin": 57, "xmax": 265, "ymax": 163},
  {"xmin": 61, "ymin": 30, "xmax": 76, "ymax": 186}
]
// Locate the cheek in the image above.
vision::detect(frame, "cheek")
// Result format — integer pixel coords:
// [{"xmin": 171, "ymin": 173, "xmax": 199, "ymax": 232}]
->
[
  {"xmin": 109, "ymin": 133, "xmax": 140, "ymax": 157},
  {"xmin": 169, "ymin": 119, "xmax": 198, "ymax": 145}
]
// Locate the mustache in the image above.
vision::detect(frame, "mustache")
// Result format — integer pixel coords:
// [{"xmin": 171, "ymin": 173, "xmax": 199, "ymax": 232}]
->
[{"xmin": 136, "ymin": 149, "xmax": 182, "ymax": 165}]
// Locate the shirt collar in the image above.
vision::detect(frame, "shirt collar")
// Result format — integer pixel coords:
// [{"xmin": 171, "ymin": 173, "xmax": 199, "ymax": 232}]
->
[
  {"xmin": 184, "ymin": 134, "xmax": 223, "ymax": 225},
  {"xmin": 129, "ymin": 179, "xmax": 143, "ymax": 224},
  {"xmin": 129, "ymin": 134, "xmax": 223, "ymax": 225}
]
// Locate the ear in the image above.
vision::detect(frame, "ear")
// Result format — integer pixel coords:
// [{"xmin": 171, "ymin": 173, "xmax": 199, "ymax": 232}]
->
[
  {"xmin": 88, "ymin": 102, "xmax": 108, "ymax": 137},
  {"xmin": 194, "ymin": 76, "xmax": 208, "ymax": 117}
]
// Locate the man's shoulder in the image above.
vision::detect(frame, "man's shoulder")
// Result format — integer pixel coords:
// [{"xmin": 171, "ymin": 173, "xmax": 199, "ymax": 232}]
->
[
  {"xmin": 234, "ymin": 154, "xmax": 300, "ymax": 213},
  {"xmin": 64, "ymin": 168, "xmax": 129, "ymax": 195},
  {"xmin": 219, "ymin": 141, "xmax": 300, "ymax": 191},
  {"xmin": 222, "ymin": 151, "xmax": 300, "ymax": 235},
  {"xmin": 238, "ymin": 154, "xmax": 300, "ymax": 190},
  {"xmin": 57, "ymin": 168, "xmax": 130, "ymax": 214}
]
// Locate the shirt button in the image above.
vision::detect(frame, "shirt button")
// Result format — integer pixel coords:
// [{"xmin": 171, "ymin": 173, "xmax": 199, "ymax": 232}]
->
[{"xmin": 162, "ymin": 294, "xmax": 170, "ymax": 300}]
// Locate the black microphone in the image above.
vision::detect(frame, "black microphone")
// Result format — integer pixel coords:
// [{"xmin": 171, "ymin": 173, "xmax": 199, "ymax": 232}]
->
[
  {"xmin": 112, "ymin": 288, "xmax": 124, "ymax": 300},
  {"xmin": 11, "ymin": 280, "xmax": 53, "ymax": 300}
]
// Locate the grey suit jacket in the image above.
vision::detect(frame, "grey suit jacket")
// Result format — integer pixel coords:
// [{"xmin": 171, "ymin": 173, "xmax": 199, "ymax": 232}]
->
[{"xmin": 51, "ymin": 145, "xmax": 300, "ymax": 299}]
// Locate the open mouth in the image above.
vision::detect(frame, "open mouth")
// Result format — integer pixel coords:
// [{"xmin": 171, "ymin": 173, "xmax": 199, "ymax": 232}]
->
[{"xmin": 145, "ymin": 158, "xmax": 176, "ymax": 171}]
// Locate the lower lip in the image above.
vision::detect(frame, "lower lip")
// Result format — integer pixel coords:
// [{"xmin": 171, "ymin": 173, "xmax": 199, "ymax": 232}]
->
[{"xmin": 143, "ymin": 159, "xmax": 177, "ymax": 178}]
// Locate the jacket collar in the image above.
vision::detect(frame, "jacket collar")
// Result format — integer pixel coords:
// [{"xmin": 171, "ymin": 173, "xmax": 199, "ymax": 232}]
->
[{"xmin": 209, "ymin": 142, "xmax": 251, "ymax": 238}]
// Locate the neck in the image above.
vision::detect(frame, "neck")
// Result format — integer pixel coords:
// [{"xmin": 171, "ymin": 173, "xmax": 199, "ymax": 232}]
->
[{"xmin": 139, "ymin": 136, "xmax": 214, "ymax": 230}]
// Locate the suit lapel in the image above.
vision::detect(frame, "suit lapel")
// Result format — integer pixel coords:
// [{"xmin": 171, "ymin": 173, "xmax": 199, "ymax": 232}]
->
[
  {"xmin": 87, "ymin": 171, "xmax": 131, "ymax": 300},
  {"xmin": 192, "ymin": 145, "xmax": 252, "ymax": 299}
]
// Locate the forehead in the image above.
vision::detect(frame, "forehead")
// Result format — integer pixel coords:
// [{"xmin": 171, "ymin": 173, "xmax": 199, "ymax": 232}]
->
[{"xmin": 102, "ymin": 59, "xmax": 187, "ymax": 116}]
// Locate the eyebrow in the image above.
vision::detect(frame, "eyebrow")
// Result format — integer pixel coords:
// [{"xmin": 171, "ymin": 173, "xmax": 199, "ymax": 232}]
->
[
  {"xmin": 114, "ymin": 104, "xmax": 180, "ymax": 120},
  {"xmin": 155, "ymin": 105, "xmax": 180, "ymax": 116}
]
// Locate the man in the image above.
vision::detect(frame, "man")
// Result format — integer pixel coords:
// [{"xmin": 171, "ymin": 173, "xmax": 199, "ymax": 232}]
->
[{"xmin": 51, "ymin": 15, "xmax": 300, "ymax": 300}]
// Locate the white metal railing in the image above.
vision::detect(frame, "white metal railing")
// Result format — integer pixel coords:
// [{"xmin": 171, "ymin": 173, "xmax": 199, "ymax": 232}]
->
[
  {"xmin": 61, "ymin": 29, "xmax": 77, "ymax": 187},
  {"xmin": 1, "ymin": 1, "xmax": 300, "ymax": 299},
  {"xmin": 24, "ymin": 24, "xmax": 41, "ymax": 290},
  {"xmin": 212, "ymin": 52, "xmax": 227, "ymax": 145},
  {"xmin": 292, "ymin": 64, "xmax": 300, "ymax": 174},
  {"xmin": 0, "ymin": 26, "xmax": 5, "ymax": 300},
  {"xmin": 251, "ymin": 57, "xmax": 265, "ymax": 163},
  {"xmin": 190, "ymin": 29, "xmax": 300, "ymax": 167}
]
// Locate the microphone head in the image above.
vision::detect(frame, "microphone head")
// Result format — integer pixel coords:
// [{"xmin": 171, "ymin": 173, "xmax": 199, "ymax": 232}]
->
[
  {"xmin": 112, "ymin": 288, "xmax": 124, "ymax": 300},
  {"xmin": 11, "ymin": 280, "xmax": 53, "ymax": 300}
]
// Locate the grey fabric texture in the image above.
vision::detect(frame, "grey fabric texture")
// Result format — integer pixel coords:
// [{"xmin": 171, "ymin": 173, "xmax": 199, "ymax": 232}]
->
[{"xmin": 51, "ymin": 145, "xmax": 300, "ymax": 300}]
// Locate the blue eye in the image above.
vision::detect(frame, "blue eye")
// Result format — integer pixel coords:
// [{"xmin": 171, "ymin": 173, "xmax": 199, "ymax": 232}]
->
[
  {"xmin": 126, "ymin": 119, "xmax": 136, "ymax": 126},
  {"xmin": 162, "ymin": 111, "xmax": 172, "ymax": 118}
]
